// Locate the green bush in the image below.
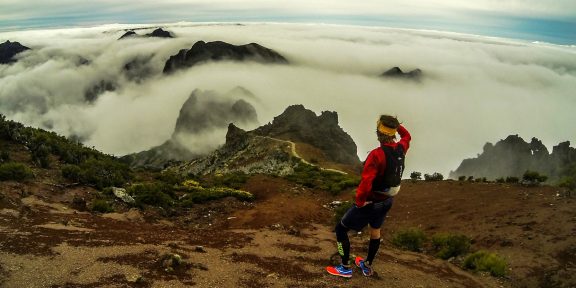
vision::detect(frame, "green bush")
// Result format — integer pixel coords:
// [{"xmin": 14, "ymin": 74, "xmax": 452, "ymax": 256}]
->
[
  {"xmin": 333, "ymin": 201, "xmax": 353, "ymax": 224},
  {"xmin": 0, "ymin": 162, "xmax": 34, "ymax": 181},
  {"xmin": 467, "ymin": 176, "xmax": 474, "ymax": 182},
  {"xmin": 61, "ymin": 164, "xmax": 82, "ymax": 182},
  {"xmin": 495, "ymin": 177, "xmax": 505, "ymax": 183},
  {"xmin": 505, "ymin": 176, "xmax": 519, "ymax": 183},
  {"xmin": 128, "ymin": 183, "xmax": 175, "ymax": 209},
  {"xmin": 410, "ymin": 171, "xmax": 422, "ymax": 181},
  {"xmin": 522, "ymin": 170, "xmax": 548, "ymax": 183},
  {"xmin": 464, "ymin": 250, "xmax": 507, "ymax": 277},
  {"xmin": 0, "ymin": 150, "xmax": 10, "ymax": 163},
  {"xmin": 91, "ymin": 199, "xmax": 114, "ymax": 213},
  {"xmin": 431, "ymin": 233, "xmax": 471, "ymax": 259},
  {"xmin": 78, "ymin": 158, "xmax": 131, "ymax": 189},
  {"xmin": 424, "ymin": 172, "xmax": 444, "ymax": 181},
  {"xmin": 181, "ymin": 186, "xmax": 254, "ymax": 206},
  {"xmin": 157, "ymin": 170, "xmax": 186, "ymax": 186},
  {"xmin": 210, "ymin": 172, "xmax": 250, "ymax": 189},
  {"xmin": 458, "ymin": 176, "xmax": 466, "ymax": 181},
  {"xmin": 392, "ymin": 228, "xmax": 426, "ymax": 252},
  {"xmin": 284, "ymin": 163, "xmax": 360, "ymax": 195}
]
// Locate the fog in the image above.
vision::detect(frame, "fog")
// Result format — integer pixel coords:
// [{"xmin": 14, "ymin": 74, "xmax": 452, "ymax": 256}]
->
[{"xmin": 1, "ymin": 23, "xmax": 575, "ymax": 176}]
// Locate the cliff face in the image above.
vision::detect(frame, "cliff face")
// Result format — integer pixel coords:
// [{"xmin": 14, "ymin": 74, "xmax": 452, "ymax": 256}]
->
[
  {"xmin": 253, "ymin": 105, "xmax": 360, "ymax": 168},
  {"xmin": 450, "ymin": 135, "xmax": 576, "ymax": 181},
  {"xmin": 163, "ymin": 41, "xmax": 287, "ymax": 74}
]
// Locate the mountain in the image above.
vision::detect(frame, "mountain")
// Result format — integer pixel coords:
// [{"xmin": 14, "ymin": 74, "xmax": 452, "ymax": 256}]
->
[
  {"xmin": 121, "ymin": 88, "xmax": 259, "ymax": 169},
  {"xmin": 381, "ymin": 67, "xmax": 422, "ymax": 80},
  {"xmin": 0, "ymin": 40, "xmax": 30, "ymax": 64},
  {"xmin": 163, "ymin": 41, "xmax": 288, "ymax": 74},
  {"xmin": 146, "ymin": 28, "xmax": 173, "ymax": 38},
  {"xmin": 118, "ymin": 28, "xmax": 173, "ymax": 40},
  {"xmin": 450, "ymin": 134, "xmax": 576, "ymax": 181},
  {"xmin": 168, "ymin": 105, "xmax": 362, "ymax": 176}
]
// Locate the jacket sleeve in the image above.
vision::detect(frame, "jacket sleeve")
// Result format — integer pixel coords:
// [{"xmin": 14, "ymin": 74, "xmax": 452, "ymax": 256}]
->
[
  {"xmin": 397, "ymin": 125, "xmax": 411, "ymax": 153},
  {"xmin": 355, "ymin": 149, "xmax": 384, "ymax": 207}
]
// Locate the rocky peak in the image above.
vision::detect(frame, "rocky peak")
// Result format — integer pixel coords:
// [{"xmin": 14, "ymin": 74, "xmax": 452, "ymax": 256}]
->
[
  {"xmin": 0, "ymin": 40, "xmax": 30, "ymax": 64},
  {"xmin": 254, "ymin": 105, "xmax": 360, "ymax": 167},
  {"xmin": 118, "ymin": 31, "xmax": 137, "ymax": 40},
  {"xmin": 381, "ymin": 67, "xmax": 422, "ymax": 80},
  {"xmin": 147, "ymin": 28, "xmax": 173, "ymax": 38},
  {"xmin": 163, "ymin": 40, "xmax": 287, "ymax": 74}
]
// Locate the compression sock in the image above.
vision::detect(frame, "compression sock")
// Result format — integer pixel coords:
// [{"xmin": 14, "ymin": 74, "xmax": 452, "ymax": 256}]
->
[
  {"xmin": 367, "ymin": 238, "xmax": 381, "ymax": 265},
  {"xmin": 335, "ymin": 222, "xmax": 351, "ymax": 266}
]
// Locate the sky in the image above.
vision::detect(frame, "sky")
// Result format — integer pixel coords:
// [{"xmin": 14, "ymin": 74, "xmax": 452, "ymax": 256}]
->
[
  {"xmin": 0, "ymin": 0, "xmax": 575, "ymax": 44},
  {"xmin": 1, "ymin": 23, "xmax": 575, "ymax": 177}
]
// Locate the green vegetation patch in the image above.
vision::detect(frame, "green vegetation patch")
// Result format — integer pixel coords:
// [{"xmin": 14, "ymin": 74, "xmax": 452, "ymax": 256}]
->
[
  {"xmin": 128, "ymin": 183, "xmax": 175, "ymax": 209},
  {"xmin": 178, "ymin": 181, "xmax": 254, "ymax": 207},
  {"xmin": 464, "ymin": 250, "xmax": 507, "ymax": 277},
  {"xmin": 431, "ymin": 233, "xmax": 471, "ymax": 260},
  {"xmin": 284, "ymin": 163, "xmax": 360, "ymax": 195},
  {"xmin": 392, "ymin": 227, "xmax": 427, "ymax": 252},
  {"xmin": 61, "ymin": 158, "xmax": 131, "ymax": 189},
  {"xmin": 91, "ymin": 199, "xmax": 114, "ymax": 213},
  {"xmin": 0, "ymin": 162, "xmax": 34, "ymax": 181}
]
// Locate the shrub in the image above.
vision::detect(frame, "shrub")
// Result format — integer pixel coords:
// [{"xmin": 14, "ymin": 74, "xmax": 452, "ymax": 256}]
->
[
  {"xmin": 495, "ymin": 177, "xmax": 505, "ymax": 183},
  {"xmin": 209, "ymin": 172, "xmax": 250, "ymax": 189},
  {"xmin": 181, "ymin": 186, "xmax": 254, "ymax": 206},
  {"xmin": 410, "ymin": 171, "xmax": 422, "ymax": 181},
  {"xmin": 467, "ymin": 176, "xmax": 474, "ymax": 182},
  {"xmin": 431, "ymin": 233, "xmax": 471, "ymax": 259},
  {"xmin": 424, "ymin": 172, "xmax": 444, "ymax": 181},
  {"xmin": 522, "ymin": 170, "xmax": 547, "ymax": 184},
  {"xmin": 284, "ymin": 163, "xmax": 360, "ymax": 195},
  {"xmin": 79, "ymin": 158, "xmax": 131, "ymax": 189},
  {"xmin": 392, "ymin": 228, "xmax": 426, "ymax": 252},
  {"xmin": 128, "ymin": 183, "xmax": 175, "ymax": 209},
  {"xmin": 458, "ymin": 176, "xmax": 466, "ymax": 181},
  {"xmin": 91, "ymin": 199, "xmax": 114, "ymax": 213},
  {"xmin": 464, "ymin": 250, "xmax": 507, "ymax": 277},
  {"xmin": 333, "ymin": 201, "xmax": 353, "ymax": 224},
  {"xmin": 61, "ymin": 164, "xmax": 81, "ymax": 182},
  {"xmin": 157, "ymin": 170, "xmax": 186, "ymax": 185},
  {"xmin": 0, "ymin": 162, "xmax": 34, "ymax": 181},
  {"xmin": 505, "ymin": 176, "xmax": 519, "ymax": 183},
  {"xmin": 0, "ymin": 150, "xmax": 10, "ymax": 163}
]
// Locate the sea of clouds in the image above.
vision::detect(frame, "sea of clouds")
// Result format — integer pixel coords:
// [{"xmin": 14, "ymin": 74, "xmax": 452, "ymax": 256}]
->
[{"xmin": 1, "ymin": 23, "xmax": 575, "ymax": 175}]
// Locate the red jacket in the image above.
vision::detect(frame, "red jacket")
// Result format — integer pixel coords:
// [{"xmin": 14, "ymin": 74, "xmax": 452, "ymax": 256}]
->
[{"xmin": 355, "ymin": 125, "xmax": 411, "ymax": 207}]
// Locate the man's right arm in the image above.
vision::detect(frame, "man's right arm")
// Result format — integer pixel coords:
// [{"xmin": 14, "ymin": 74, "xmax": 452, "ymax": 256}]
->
[{"xmin": 397, "ymin": 125, "xmax": 411, "ymax": 152}]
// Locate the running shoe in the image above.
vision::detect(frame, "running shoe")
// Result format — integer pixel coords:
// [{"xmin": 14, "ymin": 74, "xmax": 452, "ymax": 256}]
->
[
  {"xmin": 355, "ymin": 256, "xmax": 373, "ymax": 276},
  {"xmin": 326, "ymin": 264, "xmax": 352, "ymax": 278}
]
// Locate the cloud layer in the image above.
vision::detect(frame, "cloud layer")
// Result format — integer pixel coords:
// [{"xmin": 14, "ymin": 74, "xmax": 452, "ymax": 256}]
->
[{"xmin": 1, "ymin": 23, "xmax": 575, "ymax": 176}]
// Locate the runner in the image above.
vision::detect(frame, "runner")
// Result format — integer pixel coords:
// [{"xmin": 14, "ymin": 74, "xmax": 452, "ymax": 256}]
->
[{"xmin": 326, "ymin": 115, "xmax": 411, "ymax": 277}]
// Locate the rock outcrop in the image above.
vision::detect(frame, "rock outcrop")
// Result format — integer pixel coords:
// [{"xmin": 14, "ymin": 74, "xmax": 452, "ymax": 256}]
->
[
  {"xmin": 169, "ymin": 105, "xmax": 362, "ymax": 176},
  {"xmin": 381, "ymin": 67, "xmax": 422, "ymax": 80},
  {"xmin": 450, "ymin": 135, "xmax": 576, "ymax": 181},
  {"xmin": 118, "ymin": 28, "xmax": 174, "ymax": 40},
  {"xmin": 0, "ymin": 40, "xmax": 30, "ymax": 64},
  {"xmin": 254, "ymin": 105, "xmax": 361, "ymax": 167},
  {"xmin": 122, "ymin": 88, "xmax": 259, "ymax": 169},
  {"xmin": 146, "ymin": 28, "xmax": 173, "ymax": 38},
  {"xmin": 163, "ymin": 41, "xmax": 287, "ymax": 74}
]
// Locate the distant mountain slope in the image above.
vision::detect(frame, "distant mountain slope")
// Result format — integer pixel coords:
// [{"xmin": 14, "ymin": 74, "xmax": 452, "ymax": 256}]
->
[
  {"xmin": 169, "ymin": 105, "xmax": 362, "ymax": 176},
  {"xmin": 450, "ymin": 134, "xmax": 576, "ymax": 181},
  {"xmin": 163, "ymin": 40, "xmax": 287, "ymax": 74},
  {"xmin": 121, "ymin": 88, "xmax": 259, "ymax": 169}
]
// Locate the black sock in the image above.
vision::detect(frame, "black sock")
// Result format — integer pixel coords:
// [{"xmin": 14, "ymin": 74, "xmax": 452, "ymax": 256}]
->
[
  {"xmin": 335, "ymin": 223, "xmax": 350, "ymax": 265},
  {"xmin": 367, "ymin": 238, "xmax": 381, "ymax": 265}
]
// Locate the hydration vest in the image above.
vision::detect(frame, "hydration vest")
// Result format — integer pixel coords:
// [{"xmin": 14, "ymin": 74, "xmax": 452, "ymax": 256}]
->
[{"xmin": 372, "ymin": 144, "xmax": 405, "ymax": 192}]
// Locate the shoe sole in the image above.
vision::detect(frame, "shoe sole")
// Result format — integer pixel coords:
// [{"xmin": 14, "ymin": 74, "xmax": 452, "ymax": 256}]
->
[{"xmin": 326, "ymin": 268, "xmax": 352, "ymax": 278}]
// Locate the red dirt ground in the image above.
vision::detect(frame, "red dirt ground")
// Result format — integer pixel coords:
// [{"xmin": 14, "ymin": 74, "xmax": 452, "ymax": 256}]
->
[{"xmin": 0, "ymin": 175, "xmax": 574, "ymax": 287}]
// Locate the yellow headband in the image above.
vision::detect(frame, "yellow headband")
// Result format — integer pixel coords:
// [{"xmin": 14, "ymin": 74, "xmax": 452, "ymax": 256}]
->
[{"xmin": 377, "ymin": 120, "xmax": 397, "ymax": 136}]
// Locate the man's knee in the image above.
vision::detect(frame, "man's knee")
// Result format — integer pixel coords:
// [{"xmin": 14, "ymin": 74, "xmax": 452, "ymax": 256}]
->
[{"xmin": 369, "ymin": 227, "xmax": 381, "ymax": 239}]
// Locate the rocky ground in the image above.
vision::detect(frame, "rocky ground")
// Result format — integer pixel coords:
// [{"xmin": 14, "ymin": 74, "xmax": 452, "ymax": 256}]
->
[{"xmin": 0, "ymin": 175, "xmax": 574, "ymax": 288}]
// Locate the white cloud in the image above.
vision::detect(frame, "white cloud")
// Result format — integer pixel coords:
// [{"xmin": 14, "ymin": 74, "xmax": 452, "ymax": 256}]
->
[{"xmin": 0, "ymin": 23, "xmax": 575, "ymax": 176}]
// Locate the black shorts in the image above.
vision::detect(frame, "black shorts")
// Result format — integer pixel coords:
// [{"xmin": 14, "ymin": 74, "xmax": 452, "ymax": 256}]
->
[{"xmin": 340, "ymin": 197, "xmax": 394, "ymax": 231}]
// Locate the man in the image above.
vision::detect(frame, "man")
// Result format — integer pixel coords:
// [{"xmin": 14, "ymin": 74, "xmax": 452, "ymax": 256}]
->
[{"xmin": 326, "ymin": 115, "xmax": 411, "ymax": 277}]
